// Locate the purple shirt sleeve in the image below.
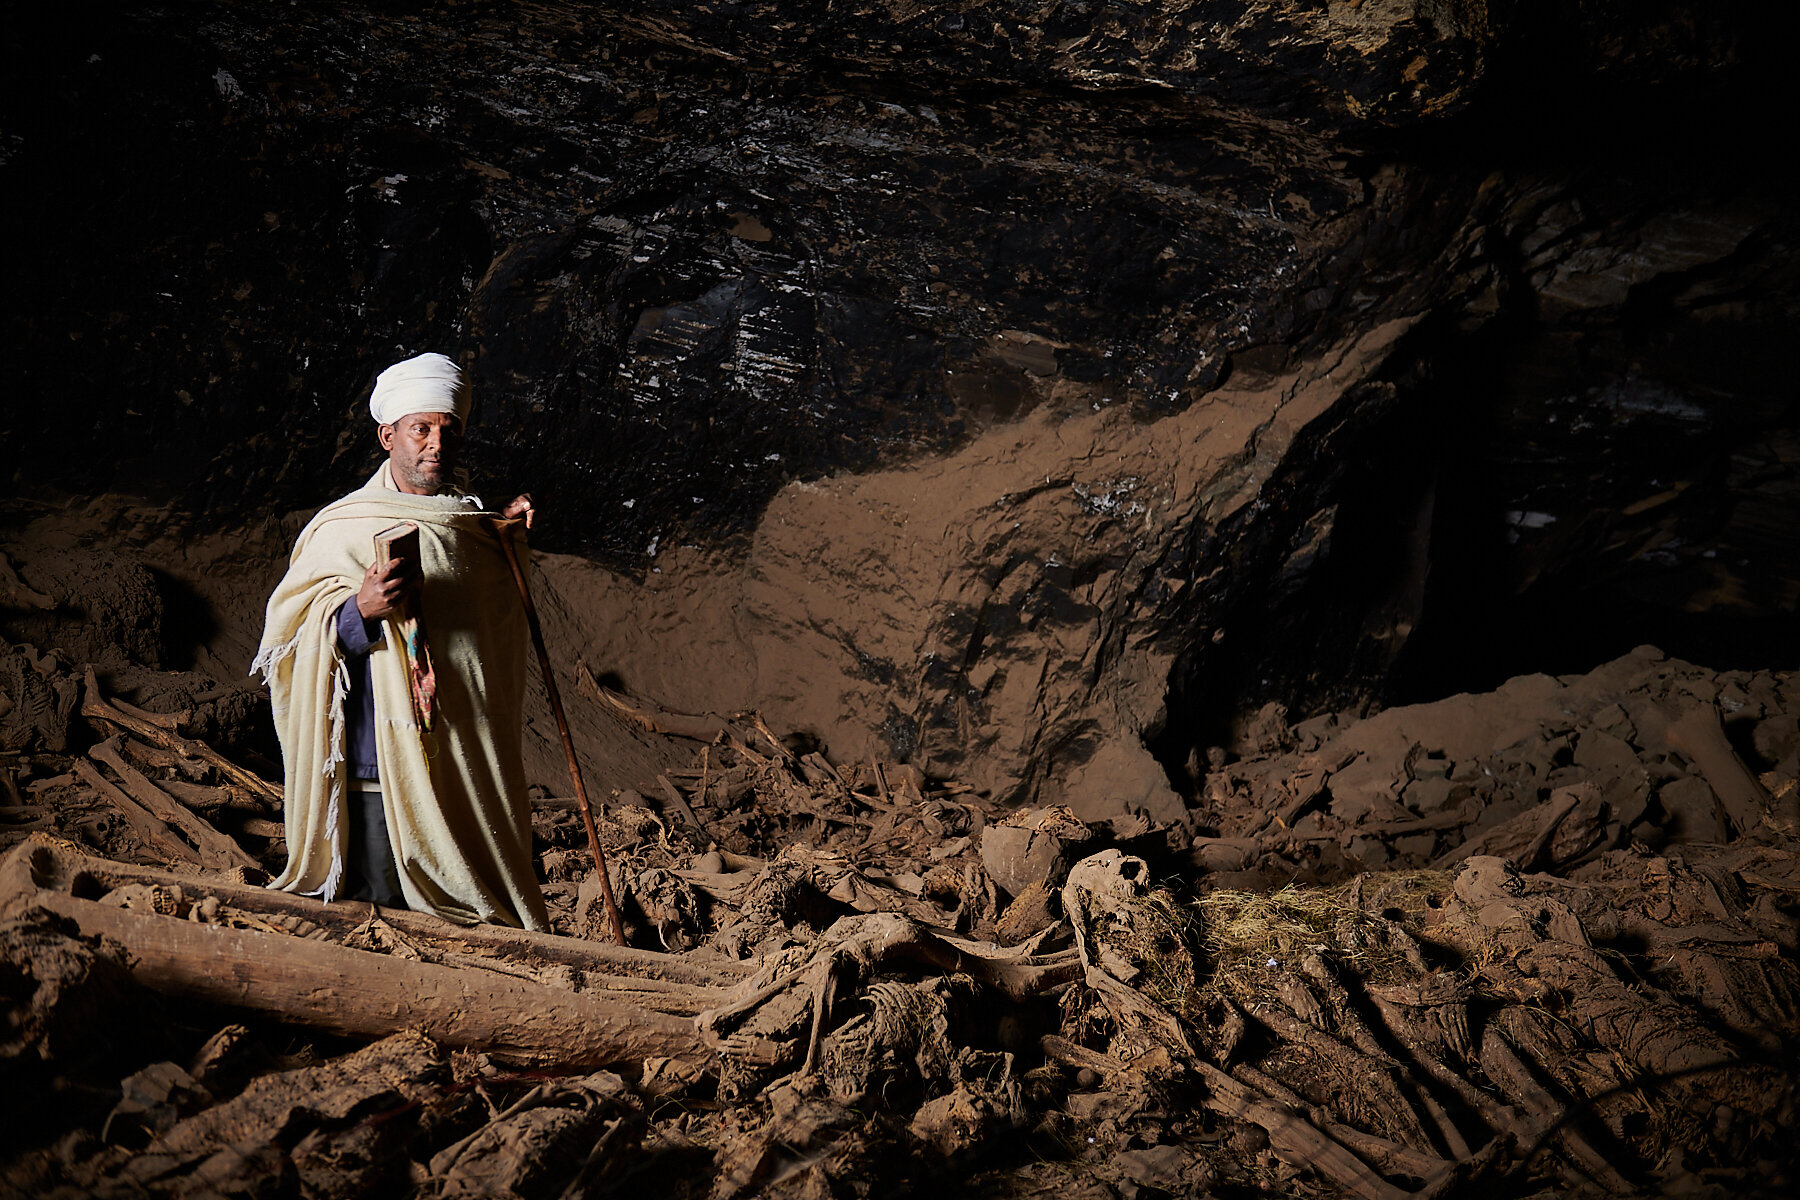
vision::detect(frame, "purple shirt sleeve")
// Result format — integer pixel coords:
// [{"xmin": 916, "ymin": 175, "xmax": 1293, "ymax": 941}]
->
[
  {"xmin": 333, "ymin": 597, "xmax": 382, "ymax": 781},
  {"xmin": 334, "ymin": 595, "xmax": 383, "ymax": 655}
]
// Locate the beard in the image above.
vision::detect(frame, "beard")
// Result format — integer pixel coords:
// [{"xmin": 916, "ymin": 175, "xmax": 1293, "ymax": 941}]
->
[{"xmin": 397, "ymin": 456, "xmax": 454, "ymax": 493}]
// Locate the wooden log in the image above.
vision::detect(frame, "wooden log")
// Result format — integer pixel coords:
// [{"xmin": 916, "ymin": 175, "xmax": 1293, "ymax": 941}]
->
[
  {"xmin": 119, "ymin": 739, "xmax": 184, "ymax": 769},
  {"xmin": 0, "ymin": 838, "xmax": 720, "ymax": 1072},
  {"xmin": 90, "ymin": 738, "xmax": 261, "ymax": 871},
  {"xmin": 238, "ymin": 817, "xmax": 286, "ymax": 840},
  {"xmin": 6, "ymin": 836, "xmax": 752, "ymax": 990},
  {"xmin": 23, "ymin": 887, "xmax": 714, "ymax": 1072}
]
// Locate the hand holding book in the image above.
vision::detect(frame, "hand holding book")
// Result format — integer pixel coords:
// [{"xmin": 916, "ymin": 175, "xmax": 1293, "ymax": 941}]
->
[
  {"xmin": 357, "ymin": 521, "xmax": 422, "ymax": 621},
  {"xmin": 366, "ymin": 520, "xmax": 436, "ymax": 733}
]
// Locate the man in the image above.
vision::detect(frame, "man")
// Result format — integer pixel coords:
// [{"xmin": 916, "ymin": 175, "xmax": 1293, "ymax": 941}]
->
[{"xmin": 254, "ymin": 352, "xmax": 549, "ymax": 931}]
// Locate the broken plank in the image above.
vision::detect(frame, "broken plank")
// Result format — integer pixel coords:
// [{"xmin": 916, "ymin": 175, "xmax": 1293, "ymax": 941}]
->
[
  {"xmin": 82, "ymin": 668, "xmax": 282, "ymax": 803},
  {"xmin": 71, "ymin": 759, "xmax": 202, "ymax": 865},
  {"xmin": 160, "ymin": 777, "xmax": 274, "ymax": 815},
  {"xmin": 90, "ymin": 738, "xmax": 261, "ymax": 871},
  {"xmin": 238, "ymin": 817, "xmax": 285, "ymax": 840},
  {"xmin": 108, "ymin": 695, "xmax": 184, "ymax": 730},
  {"xmin": 656, "ymin": 773, "xmax": 708, "ymax": 834}
]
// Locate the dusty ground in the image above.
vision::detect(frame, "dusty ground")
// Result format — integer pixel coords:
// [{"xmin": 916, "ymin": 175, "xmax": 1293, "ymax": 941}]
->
[{"xmin": 1, "ymin": 520, "xmax": 1797, "ymax": 1199}]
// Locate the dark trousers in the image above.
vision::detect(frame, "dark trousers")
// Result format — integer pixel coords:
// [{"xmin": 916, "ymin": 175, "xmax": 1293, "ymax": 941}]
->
[{"xmin": 341, "ymin": 790, "xmax": 406, "ymax": 907}]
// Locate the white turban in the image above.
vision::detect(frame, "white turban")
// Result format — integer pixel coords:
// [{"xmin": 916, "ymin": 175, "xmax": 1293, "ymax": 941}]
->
[{"xmin": 369, "ymin": 352, "xmax": 469, "ymax": 425}]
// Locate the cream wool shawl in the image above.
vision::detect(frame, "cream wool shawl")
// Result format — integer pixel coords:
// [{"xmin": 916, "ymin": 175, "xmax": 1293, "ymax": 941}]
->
[{"xmin": 253, "ymin": 463, "xmax": 549, "ymax": 932}]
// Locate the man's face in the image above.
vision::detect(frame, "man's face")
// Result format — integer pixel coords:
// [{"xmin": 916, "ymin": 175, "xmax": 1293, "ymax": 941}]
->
[{"xmin": 379, "ymin": 411, "xmax": 464, "ymax": 495}]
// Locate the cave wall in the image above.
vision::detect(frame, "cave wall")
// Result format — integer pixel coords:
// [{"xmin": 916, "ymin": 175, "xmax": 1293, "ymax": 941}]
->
[{"xmin": 3, "ymin": 1, "xmax": 1794, "ymax": 815}]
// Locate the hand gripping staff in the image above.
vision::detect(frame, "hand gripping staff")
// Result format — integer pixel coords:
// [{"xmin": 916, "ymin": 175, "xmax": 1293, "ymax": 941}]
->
[{"xmin": 489, "ymin": 516, "xmax": 628, "ymax": 947}]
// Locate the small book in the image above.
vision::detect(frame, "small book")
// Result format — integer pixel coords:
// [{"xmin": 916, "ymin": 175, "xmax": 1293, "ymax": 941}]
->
[
  {"xmin": 371, "ymin": 520, "xmax": 437, "ymax": 731},
  {"xmin": 373, "ymin": 521, "xmax": 420, "ymax": 568}
]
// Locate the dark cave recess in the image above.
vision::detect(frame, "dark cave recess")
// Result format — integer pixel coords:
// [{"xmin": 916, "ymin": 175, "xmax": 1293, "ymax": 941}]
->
[
  {"xmin": 1143, "ymin": 17, "xmax": 1800, "ymax": 756},
  {"xmin": 1153, "ymin": 263, "xmax": 1797, "ymax": 764}
]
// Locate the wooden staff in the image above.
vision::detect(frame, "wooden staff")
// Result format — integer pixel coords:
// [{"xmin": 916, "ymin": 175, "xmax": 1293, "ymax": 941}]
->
[{"xmin": 490, "ymin": 517, "xmax": 627, "ymax": 947}]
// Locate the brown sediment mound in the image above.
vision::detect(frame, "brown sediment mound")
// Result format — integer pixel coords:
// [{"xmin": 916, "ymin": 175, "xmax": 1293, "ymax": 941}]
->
[
  {"xmin": 1189, "ymin": 645, "xmax": 1800, "ymax": 888},
  {"xmin": 1, "ymin": 612, "xmax": 1796, "ymax": 1196},
  {"xmin": 520, "ymin": 319, "xmax": 1430, "ymax": 829}
]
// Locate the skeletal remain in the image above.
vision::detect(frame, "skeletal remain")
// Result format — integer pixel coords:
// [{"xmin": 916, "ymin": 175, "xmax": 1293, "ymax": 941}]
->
[
  {"xmin": 819, "ymin": 978, "xmax": 955, "ymax": 1103},
  {"xmin": 1060, "ymin": 851, "xmax": 1201, "ymax": 1070},
  {"xmin": 634, "ymin": 865, "xmax": 704, "ymax": 951},
  {"xmin": 1064, "ymin": 848, "xmax": 1150, "ymax": 910},
  {"xmin": 1365, "ymin": 972, "xmax": 1476, "ymax": 1066}
]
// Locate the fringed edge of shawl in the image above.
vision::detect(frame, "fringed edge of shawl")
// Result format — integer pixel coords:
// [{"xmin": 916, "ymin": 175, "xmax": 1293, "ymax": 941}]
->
[
  {"xmin": 316, "ymin": 654, "xmax": 351, "ymax": 902},
  {"xmin": 284, "ymin": 646, "xmax": 351, "ymax": 904},
  {"xmin": 248, "ymin": 631, "xmax": 300, "ymax": 683}
]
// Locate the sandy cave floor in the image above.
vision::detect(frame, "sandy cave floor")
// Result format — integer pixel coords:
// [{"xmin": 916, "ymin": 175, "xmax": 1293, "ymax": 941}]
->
[{"xmin": 1, "ymin": 519, "xmax": 1798, "ymax": 1200}]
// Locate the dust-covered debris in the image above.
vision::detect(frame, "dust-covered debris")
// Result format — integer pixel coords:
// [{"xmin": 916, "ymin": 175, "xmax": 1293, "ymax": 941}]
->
[
  {"xmin": 2, "ymin": 633, "xmax": 1798, "ymax": 1198},
  {"xmin": 1190, "ymin": 645, "xmax": 1800, "ymax": 885}
]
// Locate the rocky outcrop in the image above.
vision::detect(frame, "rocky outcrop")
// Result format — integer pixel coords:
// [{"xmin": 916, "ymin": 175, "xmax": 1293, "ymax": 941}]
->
[
  {"xmin": 591, "ymin": 0, "xmax": 1503, "ymax": 126},
  {"xmin": 534, "ymin": 317, "xmax": 1439, "ymax": 819}
]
